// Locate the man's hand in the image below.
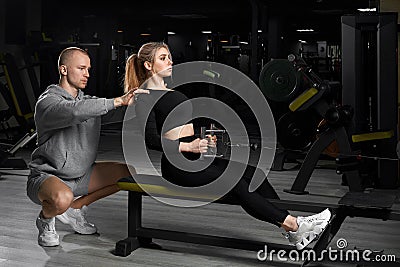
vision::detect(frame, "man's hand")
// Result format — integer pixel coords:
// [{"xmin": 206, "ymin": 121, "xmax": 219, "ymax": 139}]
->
[{"xmin": 114, "ymin": 88, "xmax": 149, "ymax": 107}]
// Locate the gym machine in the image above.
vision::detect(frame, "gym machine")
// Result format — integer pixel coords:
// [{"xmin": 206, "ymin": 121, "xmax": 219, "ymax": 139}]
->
[
  {"xmin": 259, "ymin": 54, "xmax": 363, "ymax": 194},
  {"xmin": 259, "ymin": 57, "xmax": 324, "ymax": 171},
  {"xmin": 261, "ymin": 58, "xmax": 322, "ymax": 146},
  {"xmin": 0, "ymin": 52, "xmax": 35, "ymax": 135},
  {"xmin": 256, "ymin": 12, "xmax": 399, "ymax": 224},
  {"xmin": 342, "ymin": 12, "xmax": 399, "ymax": 189},
  {"xmin": 259, "ymin": 13, "xmax": 399, "ymax": 193},
  {"xmin": 0, "ymin": 53, "xmax": 37, "ymax": 174},
  {"xmin": 0, "ymin": 130, "xmax": 37, "ymax": 172}
]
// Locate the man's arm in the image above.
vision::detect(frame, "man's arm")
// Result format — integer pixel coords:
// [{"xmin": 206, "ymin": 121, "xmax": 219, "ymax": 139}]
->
[
  {"xmin": 36, "ymin": 89, "xmax": 145, "ymax": 131},
  {"xmin": 36, "ymin": 94, "xmax": 115, "ymax": 131},
  {"xmin": 101, "ymin": 88, "xmax": 148, "ymax": 125}
]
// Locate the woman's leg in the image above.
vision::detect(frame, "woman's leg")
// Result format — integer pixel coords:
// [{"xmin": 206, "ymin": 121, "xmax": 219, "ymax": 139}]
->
[
  {"xmin": 234, "ymin": 163, "xmax": 331, "ymax": 233},
  {"xmin": 71, "ymin": 161, "xmax": 135, "ymax": 209},
  {"xmin": 162, "ymin": 155, "xmax": 290, "ymax": 227},
  {"xmin": 163, "ymin": 154, "xmax": 330, "ymax": 249},
  {"xmin": 240, "ymin": 162, "xmax": 280, "ymax": 199},
  {"xmin": 233, "ymin": 178, "xmax": 289, "ymax": 227}
]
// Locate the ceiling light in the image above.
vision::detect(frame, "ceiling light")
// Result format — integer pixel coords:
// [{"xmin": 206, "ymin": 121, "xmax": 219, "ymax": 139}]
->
[
  {"xmin": 168, "ymin": 32, "xmax": 176, "ymax": 35},
  {"xmin": 163, "ymin": 14, "xmax": 207, "ymax": 19},
  {"xmin": 296, "ymin": 29, "xmax": 314, "ymax": 32},
  {"xmin": 358, "ymin": 8, "xmax": 377, "ymax": 12},
  {"xmin": 202, "ymin": 30, "xmax": 212, "ymax": 34}
]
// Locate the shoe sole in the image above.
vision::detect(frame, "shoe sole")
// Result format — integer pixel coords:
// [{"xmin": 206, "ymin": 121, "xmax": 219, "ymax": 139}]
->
[{"xmin": 38, "ymin": 239, "xmax": 60, "ymax": 247}]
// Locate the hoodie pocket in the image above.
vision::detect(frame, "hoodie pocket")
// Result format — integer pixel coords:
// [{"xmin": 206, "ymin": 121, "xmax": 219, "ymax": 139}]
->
[{"xmin": 60, "ymin": 151, "xmax": 68, "ymax": 169}]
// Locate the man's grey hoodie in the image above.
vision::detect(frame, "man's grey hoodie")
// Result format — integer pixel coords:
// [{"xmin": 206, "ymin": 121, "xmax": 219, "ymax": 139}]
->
[{"xmin": 29, "ymin": 84, "xmax": 117, "ymax": 179}]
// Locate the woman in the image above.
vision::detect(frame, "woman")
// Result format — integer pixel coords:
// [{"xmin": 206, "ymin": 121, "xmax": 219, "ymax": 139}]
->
[{"xmin": 124, "ymin": 42, "xmax": 331, "ymax": 250}]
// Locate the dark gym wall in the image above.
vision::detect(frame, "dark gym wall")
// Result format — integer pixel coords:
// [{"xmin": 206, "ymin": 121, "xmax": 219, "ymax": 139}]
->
[
  {"xmin": 5, "ymin": 0, "xmax": 26, "ymax": 45},
  {"xmin": 40, "ymin": 2, "xmax": 118, "ymax": 97},
  {"xmin": 267, "ymin": 15, "xmax": 286, "ymax": 60},
  {"xmin": 168, "ymin": 34, "xmax": 209, "ymax": 63},
  {"xmin": 0, "ymin": 0, "xmax": 5, "ymax": 51},
  {"xmin": 0, "ymin": 0, "xmax": 41, "ymax": 117},
  {"xmin": 3, "ymin": 0, "xmax": 41, "ymax": 45}
]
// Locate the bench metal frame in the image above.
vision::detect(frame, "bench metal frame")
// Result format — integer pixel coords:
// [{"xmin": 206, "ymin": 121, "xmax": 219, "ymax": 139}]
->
[{"xmin": 115, "ymin": 179, "xmax": 400, "ymax": 265}]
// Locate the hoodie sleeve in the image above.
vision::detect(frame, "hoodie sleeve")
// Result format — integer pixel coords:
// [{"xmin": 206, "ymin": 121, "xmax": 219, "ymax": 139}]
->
[{"xmin": 35, "ymin": 93, "xmax": 115, "ymax": 131}]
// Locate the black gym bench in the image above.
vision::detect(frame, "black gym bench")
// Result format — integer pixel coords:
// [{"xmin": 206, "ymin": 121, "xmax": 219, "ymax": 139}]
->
[{"xmin": 114, "ymin": 174, "xmax": 400, "ymax": 265}]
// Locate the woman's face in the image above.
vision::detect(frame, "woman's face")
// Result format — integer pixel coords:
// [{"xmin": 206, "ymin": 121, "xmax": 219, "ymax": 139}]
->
[{"xmin": 150, "ymin": 47, "xmax": 173, "ymax": 77}]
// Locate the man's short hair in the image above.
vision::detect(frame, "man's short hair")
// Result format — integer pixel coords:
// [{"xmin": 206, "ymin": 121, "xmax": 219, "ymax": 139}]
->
[{"xmin": 58, "ymin": 47, "xmax": 89, "ymax": 67}]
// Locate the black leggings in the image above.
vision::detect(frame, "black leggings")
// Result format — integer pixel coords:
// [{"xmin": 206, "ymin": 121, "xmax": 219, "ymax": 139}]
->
[{"xmin": 161, "ymin": 154, "xmax": 289, "ymax": 227}]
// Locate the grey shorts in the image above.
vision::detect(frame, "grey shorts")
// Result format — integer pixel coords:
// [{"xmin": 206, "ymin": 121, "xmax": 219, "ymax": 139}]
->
[{"xmin": 26, "ymin": 164, "xmax": 95, "ymax": 205}]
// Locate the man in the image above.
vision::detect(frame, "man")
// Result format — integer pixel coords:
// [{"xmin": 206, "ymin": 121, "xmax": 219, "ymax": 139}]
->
[{"xmin": 27, "ymin": 47, "xmax": 147, "ymax": 246}]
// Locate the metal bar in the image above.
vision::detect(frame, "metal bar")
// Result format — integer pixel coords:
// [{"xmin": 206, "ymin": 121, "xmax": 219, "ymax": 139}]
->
[
  {"xmin": 335, "ymin": 127, "xmax": 363, "ymax": 192},
  {"xmin": 8, "ymin": 131, "xmax": 37, "ymax": 154},
  {"xmin": 137, "ymin": 227, "xmax": 295, "ymax": 252},
  {"xmin": 285, "ymin": 129, "xmax": 336, "ymax": 194},
  {"xmin": 342, "ymin": 206, "xmax": 400, "ymax": 221},
  {"xmin": 127, "ymin": 191, "xmax": 142, "ymax": 237}
]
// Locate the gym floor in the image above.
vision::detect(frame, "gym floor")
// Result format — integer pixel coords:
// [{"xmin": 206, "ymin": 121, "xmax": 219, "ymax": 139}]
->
[{"xmin": 0, "ymin": 122, "xmax": 399, "ymax": 267}]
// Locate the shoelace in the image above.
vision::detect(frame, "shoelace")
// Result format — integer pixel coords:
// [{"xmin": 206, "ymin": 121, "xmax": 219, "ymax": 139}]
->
[
  {"xmin": 74, "ymin": 207, "xmax": 91, "ymax": 225},
  {"xmin": 80, "ymin": 206, "xmax": 88, "ymax": 216},
  {"xmin": 75, "ymin": 211, "xmax": 87, "ymax": 224},
  {"xmin": 42, "ymin": 221, "xmax": 56, "ymax": 233},
  {"xmin": 299, "ymin": 215, "xmax": 325, "ymax": 223}
]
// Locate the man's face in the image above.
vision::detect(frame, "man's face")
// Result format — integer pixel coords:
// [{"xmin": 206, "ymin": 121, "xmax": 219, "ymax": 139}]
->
[{"xmin": 64, "ymin": 51, "xmax": 91, "ymax": 90}]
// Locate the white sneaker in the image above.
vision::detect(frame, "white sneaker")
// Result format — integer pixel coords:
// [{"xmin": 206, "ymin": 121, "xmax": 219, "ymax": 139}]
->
[
  {"xmin": 297, "ymin": 208, "xmax": 331, "ymax": 226},
  {"xmin": 36, "ymin": 212, "xmax": 59, "ymax": 247},
  {"xmin": 285, "ymin": 208, "xmax": 331, "ymax": 250},
  {"xmin": 56, "ymin": 205, "xmax": 97, "ymax": 235}
]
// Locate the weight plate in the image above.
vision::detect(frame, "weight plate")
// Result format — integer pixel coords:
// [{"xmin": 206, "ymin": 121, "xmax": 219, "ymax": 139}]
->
[
  {"xmin": 277, "ymin": 110, "xmax": 319, "ymax": 150},
  {"xmin": 259, "ymin": 59, "xmax": 300, "ymax": 102}
]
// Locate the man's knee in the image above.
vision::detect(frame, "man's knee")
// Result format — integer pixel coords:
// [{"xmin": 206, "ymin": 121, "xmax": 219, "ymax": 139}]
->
[{"xmin": 44, "ymin": 189, "xmax": 74, "ymax": 213}]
